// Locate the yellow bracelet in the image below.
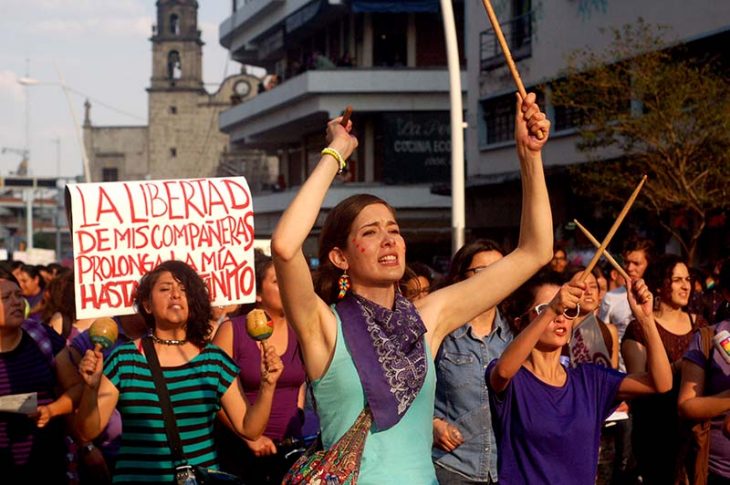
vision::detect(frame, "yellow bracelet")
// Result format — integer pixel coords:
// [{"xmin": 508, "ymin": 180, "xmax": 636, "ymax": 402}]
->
[{"xmin": 321, "ymin": 147, "xmax": 347, "ymax": 174}]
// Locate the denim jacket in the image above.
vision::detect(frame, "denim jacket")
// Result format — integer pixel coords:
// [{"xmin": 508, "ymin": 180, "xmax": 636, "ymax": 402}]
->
[{"xmin": 433, "ymin": 310, "xmax": 513, "ymax": 482}]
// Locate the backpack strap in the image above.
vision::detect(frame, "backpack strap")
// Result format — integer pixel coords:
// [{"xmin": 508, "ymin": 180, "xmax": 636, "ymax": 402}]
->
[
  {"xmin": 597, "ymin": 318, "xmax": 614, "ymax": 357},
  {"xmin": 697, "ymin": 326, "xmax": 714, "ymax": 364}
]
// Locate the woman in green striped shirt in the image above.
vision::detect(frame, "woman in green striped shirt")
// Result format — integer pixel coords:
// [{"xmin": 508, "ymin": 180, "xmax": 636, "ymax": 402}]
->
[{"xmin": 76, "ymin": 260, "xmax": 283, "ymax": 483}]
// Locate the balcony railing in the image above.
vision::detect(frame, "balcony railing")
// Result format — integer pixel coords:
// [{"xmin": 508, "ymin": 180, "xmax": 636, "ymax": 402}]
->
[{"xmin": 479, "ymin": 11, "xmax": 533, "ymax": 72}]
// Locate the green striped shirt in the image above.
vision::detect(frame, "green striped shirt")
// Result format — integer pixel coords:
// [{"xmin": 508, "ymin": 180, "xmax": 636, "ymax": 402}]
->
[{"xmin": 104, "ymin": 341, "xmax": 238, "ymax": 483}]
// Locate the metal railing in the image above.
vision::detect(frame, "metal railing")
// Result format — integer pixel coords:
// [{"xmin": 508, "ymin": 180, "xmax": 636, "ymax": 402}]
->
[{"xmin": 479, "ymin": 11, "xmax": 533, "ymax": 72}]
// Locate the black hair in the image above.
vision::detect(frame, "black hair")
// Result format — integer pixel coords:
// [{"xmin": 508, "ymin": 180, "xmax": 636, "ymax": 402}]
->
[
  {"xmin": 0, "ymin": 267, "xmax": 20, "ymax": 287},
  {"xmin": 622, "ymin": 236, "xmax": 655, "ymax": 266},
  {"xmin": 254, "ymin": 250, "xmax": 274, "ymax": 293},
  {"xmin": 134, "ymin": 260, "xmax": 212, "ymax": 348},
  {"xmin": 440, "ymin": 239, "xmax": 504, "ymax": 288},
  {"xmin": 18, "ymin": 264, "xmax": 45, "ymax": 290},
  {"xmin": 503, "ymin": 269, "xmax": 568, "ymax": 332}
]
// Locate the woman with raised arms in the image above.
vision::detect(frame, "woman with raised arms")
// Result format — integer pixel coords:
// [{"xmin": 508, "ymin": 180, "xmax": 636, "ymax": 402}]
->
[
  {"xmin": 487, "ymin": 270, "xmax": 672, "ymax": 484},
  {"xmin": 270, "ymin": 93, "xmax": 552, "ymax": 483}
]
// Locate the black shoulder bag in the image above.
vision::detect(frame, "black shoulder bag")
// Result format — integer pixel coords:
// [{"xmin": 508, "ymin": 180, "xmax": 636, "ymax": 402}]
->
[{"xmin": 141, "ymin": 337, "xmax": 244, "ymax": 485}]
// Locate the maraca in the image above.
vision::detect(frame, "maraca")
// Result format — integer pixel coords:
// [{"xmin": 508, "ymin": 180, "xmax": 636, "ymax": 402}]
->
[
  {"xmin": 89, "ymin": 317, "xmax": 119, "ymax": 351},
  {"xmin": 246, "ymin": 309, "xmax": 274, "ymax": 376},
  {"xmin": 246, "ymin": 309, "xmax": 273, "ymax": 342}
]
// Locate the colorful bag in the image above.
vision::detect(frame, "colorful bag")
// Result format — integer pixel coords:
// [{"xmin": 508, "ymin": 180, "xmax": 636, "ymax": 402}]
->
[{"xmin": 282, "ymin": 408, "xmax": 372, "ymax": 485}]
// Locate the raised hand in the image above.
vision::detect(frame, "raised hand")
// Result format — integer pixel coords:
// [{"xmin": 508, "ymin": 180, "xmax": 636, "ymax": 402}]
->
[
  {"xmin": 260, "ymin": 342, "xmax": 284, "ymax": 386},
  {"xmin": 326, "ymin": 114, "xmax": 359, "ymax": 161},
  {"xmin": 515, "ymin": 92, "xmax": 550, "ymax": 159},
  {"xmin": 79, "ymin": 349, "xmax": 104, "ymax": 390},
  {"xmin": 627, "ymin": 278, "xmax": 654, "ymax": 325},
  {"xmin": 549, "ymin": 273, "xmax": 585, "ymax": 316}
]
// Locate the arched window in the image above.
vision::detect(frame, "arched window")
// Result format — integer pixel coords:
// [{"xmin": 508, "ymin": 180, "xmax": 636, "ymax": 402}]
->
[
  {"xmin": 170, "ymin": 14, "xmax": 180, "ymax": 35},
  {"xmin": 168, "ymin": 51, "xmax": 182, "ymax": 80}
]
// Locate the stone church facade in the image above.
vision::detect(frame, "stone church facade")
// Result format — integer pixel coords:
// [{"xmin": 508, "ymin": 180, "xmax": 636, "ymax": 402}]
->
[{"xmin": 84, "ymin": 0, "xmax": 262, "ymax": 183}]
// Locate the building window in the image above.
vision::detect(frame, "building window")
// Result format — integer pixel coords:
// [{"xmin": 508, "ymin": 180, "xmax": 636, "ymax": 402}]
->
[
  {"xmin": 553, "ymin": 103, "xmax": 584, "ymax": 132},
  {"xmin": 481, "ymin": 94, "xmax": 514, "ymax": 145},
  {"xmin": 481, "ymin": 90, "xmax": 543, "ymax": 145},
  {"xmin": 170, "ymin": 14, "xmax": 180, "ymax": 35},
  {"xmin": 168, "ymin": 51, "xmax": 182, "ymax": 80},
  {"xmin": 102, "ymin": 168, "xmax": 118, "ymax": 182},
  {"xmin": 373, "ymin": 13, "xmax": 408, "ymax": 67},
  {"xmin": 170, "ymin": 148, "xmax": 177, "ymax": 158},
  {"xmin": 480, "ymin": 1, "xmax": 533, "ymax": 72},
  {"xmin": 169, "ymin": 106, "xmax": 177, "ymax": 114}
]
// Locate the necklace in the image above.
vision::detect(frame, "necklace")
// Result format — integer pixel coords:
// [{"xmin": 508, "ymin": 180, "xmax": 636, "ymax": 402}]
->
[{"xmin": 150, "ymin": 334, "xmax": 187, "ymax": 346}]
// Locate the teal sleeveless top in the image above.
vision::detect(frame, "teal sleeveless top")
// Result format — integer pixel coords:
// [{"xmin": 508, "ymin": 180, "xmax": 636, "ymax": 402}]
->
[{"xmin": 311, "ymin": 306, "xmax": 437, "ymax": 484}]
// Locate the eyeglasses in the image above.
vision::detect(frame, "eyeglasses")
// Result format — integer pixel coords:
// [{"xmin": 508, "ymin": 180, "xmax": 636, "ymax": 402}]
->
[
  {"xmin": 518, "ymin": 303, "xmax": 549, "ymax": 322},
  {"xmin": 533, "ymin": 303, "xmax": 549, "ymax": 315},
  {"xmin": 464, "ymin": 266, "xmax": 488, "ymax": 276}
]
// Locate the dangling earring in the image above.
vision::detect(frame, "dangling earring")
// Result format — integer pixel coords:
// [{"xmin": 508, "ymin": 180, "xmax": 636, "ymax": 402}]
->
[{"xmin": 338, "ymin": 270, "xmax": 351, "ymax": 299}]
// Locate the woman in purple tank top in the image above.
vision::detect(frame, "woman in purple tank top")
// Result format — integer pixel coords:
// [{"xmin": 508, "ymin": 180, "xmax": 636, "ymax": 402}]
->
[{"xmin": 214, "ymin": 252, "xmax": 307, "ymax": 484}]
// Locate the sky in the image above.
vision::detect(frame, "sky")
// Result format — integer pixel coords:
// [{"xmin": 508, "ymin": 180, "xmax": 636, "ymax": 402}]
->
[{"xmin": 0, "ymin": 0, "xmax": 242, "ymax": 180}]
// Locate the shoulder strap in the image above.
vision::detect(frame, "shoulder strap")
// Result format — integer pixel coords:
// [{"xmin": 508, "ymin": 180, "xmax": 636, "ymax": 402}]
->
[
  {"xmin": 24, "ymin": 321, "xmax": 55, "ymax": 365},
  {"xmin": 596, "ymin": 319, "xmax": 614, "ymax": 356},
  {"xmin": 140, "ymin": 337, "xmax": 188, "ymax": 467},
  {"xmin": 698, "ymin": 326, "xmax": 714, "ymax": 359}
]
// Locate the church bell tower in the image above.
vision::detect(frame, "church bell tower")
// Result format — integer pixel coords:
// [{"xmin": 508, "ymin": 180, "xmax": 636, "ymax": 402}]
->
[{"xmin": 149, "ymin": 0, "xmax": 204, "ymax": 92}]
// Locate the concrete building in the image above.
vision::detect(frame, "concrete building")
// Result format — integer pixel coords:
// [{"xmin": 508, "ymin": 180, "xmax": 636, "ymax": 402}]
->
[
  {"xmin": 464, "ymin": 0, "xmax": 730, "ymax": 239},
  {"xmin": 218, "ymin": 0, "xmax": 465, "ymax": 264},
  {"xmin": 84, "ymin": 0, "xmax": 263, "ymax": 184}
]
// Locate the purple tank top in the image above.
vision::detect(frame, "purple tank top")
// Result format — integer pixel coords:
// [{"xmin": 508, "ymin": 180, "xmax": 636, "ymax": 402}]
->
[{"xmin": 231, "ymin": 316, "xmax": 306, "ymax": 441}]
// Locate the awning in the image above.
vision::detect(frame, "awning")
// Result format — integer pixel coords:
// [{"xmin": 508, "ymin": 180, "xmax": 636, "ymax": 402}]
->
[{"xmin": 352, "ymin": 0, "xmax": 439, "ymax": 13}]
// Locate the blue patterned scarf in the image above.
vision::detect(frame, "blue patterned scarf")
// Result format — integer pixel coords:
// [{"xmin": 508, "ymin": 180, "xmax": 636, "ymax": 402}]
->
[{"xmin": 336, "ymin": 292, "xmax": 427, "ymax": 431}]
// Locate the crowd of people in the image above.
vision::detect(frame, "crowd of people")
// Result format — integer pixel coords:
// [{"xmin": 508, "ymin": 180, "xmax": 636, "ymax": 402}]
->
[{"xmin": 1, "ymin": 94, "xmax": 729, "ymax": 485}]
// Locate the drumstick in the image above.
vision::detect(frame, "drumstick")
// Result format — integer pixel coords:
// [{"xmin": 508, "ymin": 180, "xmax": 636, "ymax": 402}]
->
[
  {"xmin": 480, "ymin": 0, "xmax": 544, "ymax": 140},
  {"xmin": 574, "ymin": 219, "xmax": 630, "ymax": 283},
  {"xmin": 340, "ymin": 106, "xmax": 353, "ymax": 127},
  {"xmin": 579, "ymin": 175, "xmax": 647, "ymax": 282}
]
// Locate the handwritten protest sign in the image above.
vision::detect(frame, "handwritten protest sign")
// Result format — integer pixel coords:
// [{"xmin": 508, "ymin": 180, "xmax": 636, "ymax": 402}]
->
[{"xmin": 66, "ymin": 177, "xmax": 256, "ymax": 319}]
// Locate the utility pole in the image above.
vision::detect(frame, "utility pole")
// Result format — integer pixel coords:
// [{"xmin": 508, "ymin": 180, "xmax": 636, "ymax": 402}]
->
[{"xmin": 54, "ymin": 138, "xmax": 62, "ymax": 259}]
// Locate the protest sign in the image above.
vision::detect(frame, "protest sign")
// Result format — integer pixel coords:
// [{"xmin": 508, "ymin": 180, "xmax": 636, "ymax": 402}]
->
[
  {"xmin": 66, "ymin": 177, "xmax": 256, "ymax": 319},
  {"xmin": 12, "ymin": 248, "xmax": 57, "ymax": 265}
]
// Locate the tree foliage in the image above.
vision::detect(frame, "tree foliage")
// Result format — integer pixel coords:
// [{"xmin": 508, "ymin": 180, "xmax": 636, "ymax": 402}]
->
[{"xmin": 552, "ymin": 19, "xmax": 730, "ymax": 264}]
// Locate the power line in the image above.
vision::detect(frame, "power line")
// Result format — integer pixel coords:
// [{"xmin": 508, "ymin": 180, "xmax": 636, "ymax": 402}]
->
[{"xmin": 64, "ymin": 86, "xmax": 146, "ymax": 122}]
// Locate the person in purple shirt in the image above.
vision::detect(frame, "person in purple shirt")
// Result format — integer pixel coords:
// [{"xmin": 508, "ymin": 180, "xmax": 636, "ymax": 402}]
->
[
  {"xmin": 487, "ymin": 270, "xmax": 672, "ymax": 484},
  {"xmin": 213, "ymin": 252, "xmax": 306, "ymax": 484},
  {"xmin": 678, "ymin": 319, "xmax": 730, "ymax": 484},
  {"xmin": 0, "ymin": 267, "xmax": 70, "ymax": 483}
]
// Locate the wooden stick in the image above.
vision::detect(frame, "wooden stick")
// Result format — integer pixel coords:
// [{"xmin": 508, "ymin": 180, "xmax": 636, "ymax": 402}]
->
[
  {"xmin": 340, "ymin": 105, "xmax": 353, "ymax": 127},
  {"xmin": 480, "ymin": 0, "xmax": 544, "ymax": 140},
  {"xmin": 574, "ymin": 219, "xmax": 631, "ymax": 283},
  {"xmin": 579, "ymin": 175, "xmax": 648, "ymax": 282}
]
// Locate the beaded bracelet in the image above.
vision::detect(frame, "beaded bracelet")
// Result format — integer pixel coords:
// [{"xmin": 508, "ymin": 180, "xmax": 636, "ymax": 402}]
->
[{"xmin": 321, "ymin": 147, "xmax": 347, "ymax": 174}]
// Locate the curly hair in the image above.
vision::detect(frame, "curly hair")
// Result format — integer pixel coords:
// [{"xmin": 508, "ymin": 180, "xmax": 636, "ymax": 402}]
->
[
  {"xmin": 134, "ymin": 260, "xmax": 212, "ymax": 348},
  {"xmin": 314, "ymin": 194, "xmax": 397, "ymax": 304},
  {"xmin": 644, "ymin": 254, "xmax": 690, "ymax": 305}
]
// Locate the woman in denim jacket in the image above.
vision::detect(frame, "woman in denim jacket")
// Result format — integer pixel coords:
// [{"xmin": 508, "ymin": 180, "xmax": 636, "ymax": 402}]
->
[{"xmin": 433, "ymin": 240, "xmax": 512, "ymax": 484}]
